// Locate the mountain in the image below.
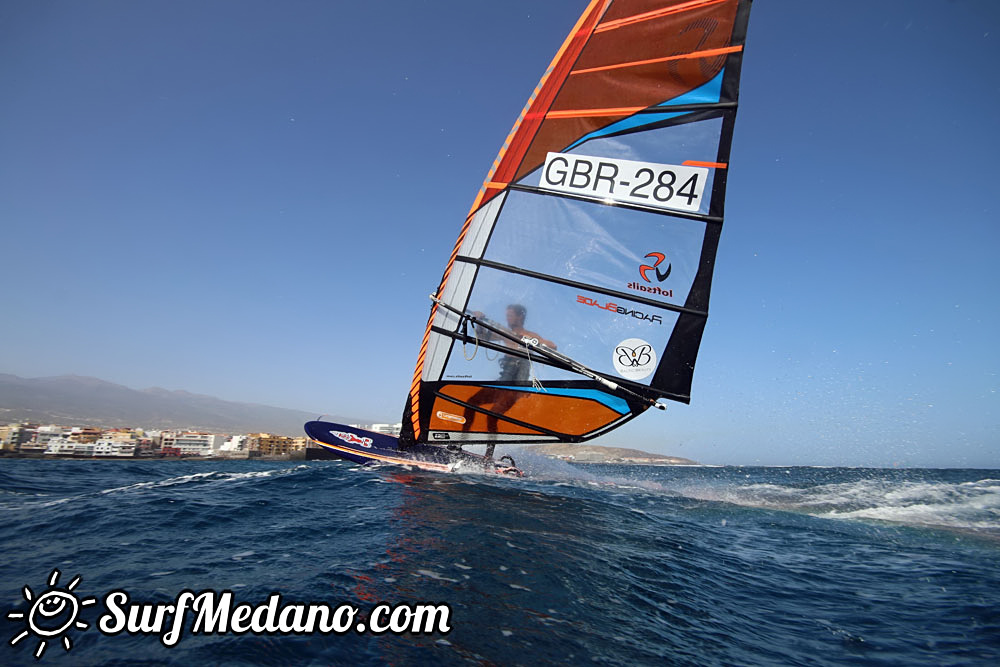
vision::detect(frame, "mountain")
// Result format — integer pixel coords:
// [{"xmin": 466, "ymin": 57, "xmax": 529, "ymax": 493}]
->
[
  {"xmin": 0, "ymin": 373, "xmax": 354, "ymax": 435},
  {"xmin": 526, "ymin": 443, "xmax": 697, "ymax": 465}
]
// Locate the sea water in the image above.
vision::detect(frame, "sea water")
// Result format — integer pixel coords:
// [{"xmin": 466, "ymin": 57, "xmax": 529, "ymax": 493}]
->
[{"xmin": 0, "ymin": 458, "xmax": 997, "ymax": 665}]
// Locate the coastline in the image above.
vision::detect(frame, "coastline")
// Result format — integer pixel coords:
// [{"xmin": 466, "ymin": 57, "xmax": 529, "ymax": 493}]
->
[
  {"xmin": 523, "ymin": 443, "xmax": 698, "ymax": 466},
  {"xmin": 0, "ymin": 451, "xmax": 307, "ymax": 462}
]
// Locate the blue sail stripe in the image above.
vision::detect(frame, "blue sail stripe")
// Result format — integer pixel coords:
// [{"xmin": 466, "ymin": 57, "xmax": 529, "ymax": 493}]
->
[
  {"xmin": 657, "ymin": 70, "xmax": 724, "ymax": 107},
  {"xmin": 565, "ymin": 112, "xmax": 684, "ymax": 151},
  {"xmin": 564, "ymin": 69, "xmax": 725, "ymax": 151},
  {"xmin": 485, "ymin": 385, "xmax": 630, "ymax": 415}
]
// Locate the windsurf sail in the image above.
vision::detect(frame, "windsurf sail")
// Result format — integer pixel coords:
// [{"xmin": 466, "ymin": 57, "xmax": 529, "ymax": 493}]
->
[{"xmin": 401, "ymin": 0, "xmax": 752, "ymax": 446}]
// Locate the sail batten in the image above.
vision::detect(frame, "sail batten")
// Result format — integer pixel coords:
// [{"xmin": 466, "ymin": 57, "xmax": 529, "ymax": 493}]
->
[
  {"xmin": 595, "ymin": 0, "xmax": 730, "ymax": 32},
  {"xmin": 453, "ymin": 257, "xmax": 710, "ymax": 318},
  {"xmin": 503, "ymin": 183, "xmax": 725, "ymax": 223},
  {"xmin": 570, "ymin": 45, "xmax": 743, "ymax": 75},
  {"xmin": 425, "ymin": 326, "xmax": 694, "ymax": 407},
  {"xmin": 400, "ymin": 0, "xmax": 751, "ymax": 447},
  {"xmin": 431, "ymin": 392, "xmax": 569, "ymax": 438}
]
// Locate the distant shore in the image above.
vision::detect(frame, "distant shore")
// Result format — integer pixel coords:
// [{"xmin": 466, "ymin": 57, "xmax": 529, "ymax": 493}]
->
[
  {"xmin": 2, "ymin": 444, "xmax": 696, "ymax": 466},
  {"xmin": 524, "ymin": 443, "xmax": 698, "ymax": 466},
  {"xmin": 564, "ymin": 460, "xmax": 704, "ymax": 466},
  {"xmin": 0, "ymin": 451, "xmax": 306, "ymax": 462}
]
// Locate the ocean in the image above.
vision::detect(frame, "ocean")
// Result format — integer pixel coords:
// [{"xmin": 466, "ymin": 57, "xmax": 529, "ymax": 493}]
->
[{"xmin": 1, "ymin": 457, "xmax": 997, "ymax": 665}]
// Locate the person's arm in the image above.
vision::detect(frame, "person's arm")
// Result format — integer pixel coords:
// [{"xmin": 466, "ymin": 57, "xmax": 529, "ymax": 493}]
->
[
  {"xmin": 523, "ymin": 329, "xmax": 557, "ymax": 350},
  {"xmin": 471, "ymin": 312, "xmax": 498, "ymax": 342}
]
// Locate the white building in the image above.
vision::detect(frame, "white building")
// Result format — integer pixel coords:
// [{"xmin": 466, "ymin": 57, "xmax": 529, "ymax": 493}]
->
[
  {"xmin": 220, "ymin": 434, "xmax": 249, "ymax": 452},
  {"xmin": 161, "ymin": 432, "xmax": 225, "ymax": 456},
  {"xmin": 44, "ymin": 437, "xmax": 78, "ymax": 456},
  {"xmin": 93, "ymin": 437, "xmax": 135, "ymax": 457},
  {"xmin": 44, "ymin": 439, "xmax": 96, "ymax": 456},
  {"xmin": 350, "ymin": 423, "xmax": 402, "ymax": 436},
  {"xmin": 104, "ymin": 430, "xmax": 140, "ymax": 443},
  {"xmin": 35, "ymin": 425, "xmax": 68, "ymax": 445}
]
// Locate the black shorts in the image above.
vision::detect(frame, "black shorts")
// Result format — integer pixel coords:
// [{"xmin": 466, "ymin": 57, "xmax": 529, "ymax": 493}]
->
[{"xmin": 498, "ymin": 356, "xmax": 529, "ymax": 382}]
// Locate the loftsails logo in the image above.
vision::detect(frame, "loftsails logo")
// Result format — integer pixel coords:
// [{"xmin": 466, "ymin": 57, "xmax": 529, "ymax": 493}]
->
[
  {"xmin": 6, "ymin": 570, "xmax": 451, "ymax": 660},
  {"xmin": 627, "ymin": 252, "xmax": 673, "ymax": 298},
  {"xmin": 639, "ymin": 252, "xmax": 671, "ymax": 283}
]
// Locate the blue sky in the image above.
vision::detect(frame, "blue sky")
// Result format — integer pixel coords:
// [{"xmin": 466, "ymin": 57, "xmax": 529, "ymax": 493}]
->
[{"xmin": 1, "ymin": 1, "xmax": 997, "ymax": 467}]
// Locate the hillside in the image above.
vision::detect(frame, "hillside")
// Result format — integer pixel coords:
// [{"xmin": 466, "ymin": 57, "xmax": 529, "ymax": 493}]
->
[{"xmin": 0, "ymin": 373, "xmax": 354, "ymax": 436}]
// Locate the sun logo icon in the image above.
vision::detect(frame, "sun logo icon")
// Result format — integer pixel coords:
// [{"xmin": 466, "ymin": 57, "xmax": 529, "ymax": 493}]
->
[{"xmin": 7, "ymin": 569, "xmax": 97, "ymax": 660}]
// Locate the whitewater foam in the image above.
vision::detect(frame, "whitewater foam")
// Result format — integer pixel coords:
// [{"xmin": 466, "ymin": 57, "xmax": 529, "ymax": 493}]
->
[{"xmin": 675, "ymin": 477, "xmax": 1000, "ymax": 533}]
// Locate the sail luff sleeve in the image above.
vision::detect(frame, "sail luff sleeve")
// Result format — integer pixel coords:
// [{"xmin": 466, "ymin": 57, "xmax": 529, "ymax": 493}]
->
[
  {"xmin": 470, "ymin": 0, "xmax": 613, "ymax": 214},
  {"xmin": 402, "ymin": 0, "xmax": 614, "ymax": 444}
]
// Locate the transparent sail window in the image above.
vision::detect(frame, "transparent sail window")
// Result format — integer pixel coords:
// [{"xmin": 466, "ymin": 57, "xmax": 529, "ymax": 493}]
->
[
  {"xmin": 439, "ymin": 267, "xmax": 680, "ymax": 386},
  {"xmin": 482, "ymin": 190, "xmax": 706, "ymax": 308}
]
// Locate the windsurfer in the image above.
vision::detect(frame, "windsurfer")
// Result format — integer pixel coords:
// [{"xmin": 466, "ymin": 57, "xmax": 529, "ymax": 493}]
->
[
  {"xmin": 470, "ymin": 304, "xmax": 557, "ymax": 381},
  {"xmin": 464, "ymin": 304, "xmax": 557, "ymax": 458}
]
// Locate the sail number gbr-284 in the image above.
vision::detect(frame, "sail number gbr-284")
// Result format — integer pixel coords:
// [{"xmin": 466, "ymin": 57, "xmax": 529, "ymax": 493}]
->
[{"xmin": 541, "ymin": 152, "xmax": 709, "ymax": 214}]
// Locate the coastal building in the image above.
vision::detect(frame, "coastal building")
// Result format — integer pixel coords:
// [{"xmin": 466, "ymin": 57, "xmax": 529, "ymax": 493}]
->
[
  {"xmin": 349, "ymin": 423, "xmax": 403, "ymax": 437},
  {"xmin": 93, "ymin": 437, "xmax": 136, "ymax": 457},
  {"xmin": 44, "ymin": 439, "xmax": 96, "ymax": 456},
  {"xmin": 17, "ymin": 442, "xmax": 49, "ymax": 455},
  {"xmin": 2, "ymin": 423, "xmax": 39, "ymax": 452},
  {"xmin": 70, "ymin": 427, "xmax": 102, "ymax": 444},
  {"xmin": 74, "ymin": 442, "xmax": 95, "ymax": 456},
  {"xmin": 44, "ymin": 437, "xmax": 78, "ymax": 456},
  {"xmin": 373, "ymin": 423, "xmax": 402, "ymax": 436},
  {"xmin": 215, "ymin": 434, "xmax": 250, "ymax": 459},
  {"xmin": 160, "ymin": 432, "xmax": 225, "ymax": 456},
  {"xmin": 104, "ymin": 429, "xmax": 140, "ymax": 443},
  {"xmin": 221, "ymin": 434, "xmax": 249, "ymax": 452},
  {"xmin": 4, "ymin": 422, "xmax": 309, "ymax": 459},
  {"xmin": 134, "ymin": 438, "xmax": 157, "ymax": 457},
  {"xmin": 34, "ymin": 425, "xmax": 69, "ymax": 446},
  {"xmin": 248, "ymin": 433, "xmax": 299, "ymax": 456}
]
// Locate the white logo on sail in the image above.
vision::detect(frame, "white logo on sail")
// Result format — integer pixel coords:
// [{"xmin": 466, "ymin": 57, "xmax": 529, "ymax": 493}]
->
[{"xmin": 612, "ymin": 338, "xmax": 656, "ymax": 380}]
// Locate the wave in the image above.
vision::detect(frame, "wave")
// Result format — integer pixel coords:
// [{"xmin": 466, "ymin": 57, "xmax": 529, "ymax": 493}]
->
[
  {"xmin": 397, "ymin": 452, "xmax": 1000, "ymax": 536},
  {"xmin": 97, "ymin": 465, "xmax": 311, "ymax": 495},
  {"xmin": 673, "ymin": 477, "xmax": 1000, "ymax": 534},
  {"xmin": 0, "ymin": 462, "xmax": 315, "ymax": 511},
  {"xmin": 453, "ymin": 457, "xmax": 1000, "ymax": 536}
]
